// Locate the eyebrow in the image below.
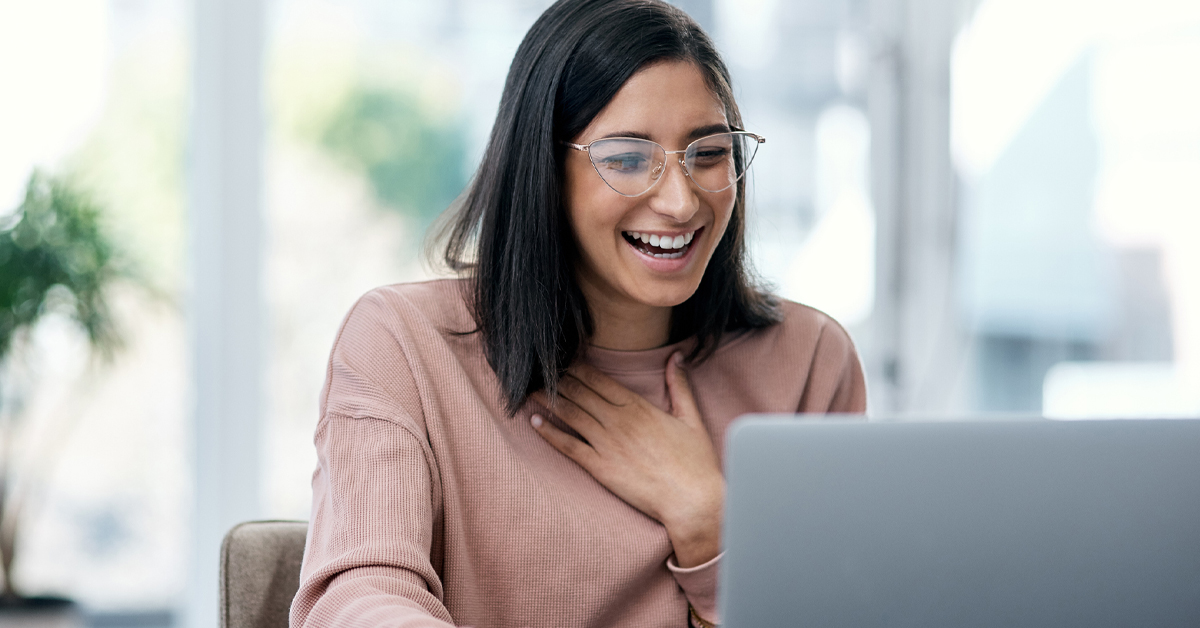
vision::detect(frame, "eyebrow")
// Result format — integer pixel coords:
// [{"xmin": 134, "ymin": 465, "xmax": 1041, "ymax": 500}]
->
[
  {"xmin": 687, "ymin": 123, "xmax": 732, "ymax": 140},
  {"xmin": 595, "ymin": 123, "xmax": 733, "ymax": 143},
  {"xmin": 597, "ymin": 130, "xmax": 654, "ymax": 141}
]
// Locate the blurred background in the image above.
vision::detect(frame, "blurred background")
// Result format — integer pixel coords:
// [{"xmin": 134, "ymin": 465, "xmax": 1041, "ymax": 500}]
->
[{"xmin": 0, "ymin": 0, "xmax": 1196, "ymax": 625}]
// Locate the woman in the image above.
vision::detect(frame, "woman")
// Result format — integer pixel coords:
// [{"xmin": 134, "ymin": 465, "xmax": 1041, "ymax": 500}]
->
[{"xmin": 291, "ymin": 0, "xmax": 866, "ymax": 626}]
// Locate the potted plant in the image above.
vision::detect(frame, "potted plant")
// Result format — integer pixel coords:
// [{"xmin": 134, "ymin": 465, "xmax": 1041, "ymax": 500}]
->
[{"xmin": 0, "ymin": 172, "xmax": 130, "ymax": 626}]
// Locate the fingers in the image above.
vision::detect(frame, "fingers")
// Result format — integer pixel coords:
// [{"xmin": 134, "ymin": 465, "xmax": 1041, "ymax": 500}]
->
[
  {"xmin": 665, "ymin": 351, "xmax": 700, "ymax": 420},
  {"xmin": 566, "ymin": 363, "xmax": 636, "ymax": 406},
  {"xmin": 558, "ymin": 374, "xmax": 630, "ymax": 424},
  {"xmin": 532, "ymin": 390, "xmax": 605, "ymax": 441},
  {"xmin": 530, "ymin": 414, "xmax": 598, "ymax": 468}
]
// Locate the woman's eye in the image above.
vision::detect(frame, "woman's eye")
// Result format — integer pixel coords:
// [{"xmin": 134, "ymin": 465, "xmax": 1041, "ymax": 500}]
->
[
  {"xmin": 690, "ymin": 147, "xmax": 729, "ymax": 166},
  {"xmin": 600, "ymin": 154, "xmax": 647, "ymax": 172}
]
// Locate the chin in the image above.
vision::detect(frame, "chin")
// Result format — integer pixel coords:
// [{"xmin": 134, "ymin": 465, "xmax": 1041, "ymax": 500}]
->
[{"xmin": 629, "ymin": 278, "xmax": 702, "ymax": 309}]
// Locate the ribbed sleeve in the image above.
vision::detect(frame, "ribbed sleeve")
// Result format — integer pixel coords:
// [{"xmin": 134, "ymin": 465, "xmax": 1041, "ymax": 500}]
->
[
  {"xmin": 799, "ymin": 316, "xmax": 867, "ymax": 413},
  {"xmin": 292, "ymin": 413, "xmax": 454, "ymax": 627},
  {"xmin": 667, "ymin": 552, "xmax": 723, "ymax": 625}
]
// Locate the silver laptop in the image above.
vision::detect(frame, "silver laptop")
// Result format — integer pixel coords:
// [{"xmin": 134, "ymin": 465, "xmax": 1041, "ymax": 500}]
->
[{"xmin": 719, "ymin": 417, "xmax": 1200, "ymax": 628}]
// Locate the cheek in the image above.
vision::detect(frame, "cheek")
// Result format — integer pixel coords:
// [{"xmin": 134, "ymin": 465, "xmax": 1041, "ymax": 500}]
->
[
  {"xmin": 567, "ymin": 161, "xmax": 633, "ymax": 227},
  {"xmin": 564, "ymin": 161, "xmax": 597, "ymax": 240},
  {"xmin": 710, "ymin": 192, "xmax": 736, "ymax": 235},
  {"xmin": 564, "ymin": 163, "xmax": 623, "ymax": 257}
]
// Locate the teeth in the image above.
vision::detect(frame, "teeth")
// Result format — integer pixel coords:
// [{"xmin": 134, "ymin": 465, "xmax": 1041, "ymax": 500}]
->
[{"xmin": 622, "ymin": 230, "xmax": 698, "ymax": 256}]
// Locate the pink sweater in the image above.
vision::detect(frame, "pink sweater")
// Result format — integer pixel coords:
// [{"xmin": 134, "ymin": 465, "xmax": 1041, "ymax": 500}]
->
[{"xmin": 291, "ymin": 279, "xmax": 867, "ymax": 628}]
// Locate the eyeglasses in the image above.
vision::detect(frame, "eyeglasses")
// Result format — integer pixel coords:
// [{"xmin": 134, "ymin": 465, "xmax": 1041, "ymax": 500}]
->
[{"xmin": 564, "ymin": 131, "xmax": 765, "ymax": 197}]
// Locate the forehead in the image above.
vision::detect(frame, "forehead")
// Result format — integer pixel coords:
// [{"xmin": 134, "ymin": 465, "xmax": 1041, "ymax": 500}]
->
[{"xmin": 578, "ymin": 60, "xmax": 728, "ymax": 144}]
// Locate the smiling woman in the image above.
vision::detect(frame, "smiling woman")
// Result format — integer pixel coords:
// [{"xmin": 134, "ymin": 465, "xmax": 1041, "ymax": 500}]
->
[
  {"xmin": 562, "ymin": 61, "xmax": 760, "ymax": 351},
  {"xmin": 291, "ymin": 1, "xmax": 866, "ymax": 628},
  {"xmin": 440, "ymin": 0, "xmax": 785, "ymax": 413}
]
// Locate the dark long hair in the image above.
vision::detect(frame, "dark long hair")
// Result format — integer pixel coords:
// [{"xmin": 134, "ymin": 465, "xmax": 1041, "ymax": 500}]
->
[{"xmin": 442, "ymin": 0, "xmax": 780, "ymax": 413}]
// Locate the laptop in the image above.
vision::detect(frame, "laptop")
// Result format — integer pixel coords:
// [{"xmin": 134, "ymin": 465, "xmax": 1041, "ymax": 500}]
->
[{"xmin": 719, "ymin": 416, "xmax": 1200, "ymax": 628}]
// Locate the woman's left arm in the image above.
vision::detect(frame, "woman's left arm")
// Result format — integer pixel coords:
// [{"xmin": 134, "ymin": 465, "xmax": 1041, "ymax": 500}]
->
[{"xmin": 800, "ymin": 319, "xmax": 868, "ymax": 414}]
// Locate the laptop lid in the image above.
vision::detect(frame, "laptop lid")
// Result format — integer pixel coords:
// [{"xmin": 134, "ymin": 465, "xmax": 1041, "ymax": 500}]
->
[{"xmin": 719, "ymin": 417, "xmax": 1200, "ymax": 628}]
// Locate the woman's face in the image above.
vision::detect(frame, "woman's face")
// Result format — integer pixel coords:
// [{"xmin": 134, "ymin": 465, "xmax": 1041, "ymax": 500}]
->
[{"xmin": 564, "ymin": 60, "xmax": 735, "ymax": 318}]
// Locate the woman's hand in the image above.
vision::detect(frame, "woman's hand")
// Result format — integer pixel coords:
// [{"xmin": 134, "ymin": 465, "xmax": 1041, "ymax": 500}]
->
[{"xmin": 530, "ymin": 352, "xmax": 724, "ymax": 568}]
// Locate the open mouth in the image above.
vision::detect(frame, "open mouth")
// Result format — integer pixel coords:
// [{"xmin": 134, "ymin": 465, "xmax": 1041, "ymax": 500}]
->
[{"xmin": 622, "ymin": 227, "xmax": 702, "ymax": 260}]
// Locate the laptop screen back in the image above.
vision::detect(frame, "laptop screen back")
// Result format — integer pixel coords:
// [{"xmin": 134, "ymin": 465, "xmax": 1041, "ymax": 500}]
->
[{"xmin": 720, "ymin": 418, "xmax": 1200, "ymax": 628}]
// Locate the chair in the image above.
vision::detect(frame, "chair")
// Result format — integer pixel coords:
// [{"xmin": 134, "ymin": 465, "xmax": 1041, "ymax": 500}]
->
[{"xmin": 220, "ymin": 520, "xmax": 309, "ymax": 628}]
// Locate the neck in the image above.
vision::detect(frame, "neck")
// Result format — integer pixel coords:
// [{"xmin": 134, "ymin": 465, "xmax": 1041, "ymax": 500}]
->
[{"xmin": 580, "ymin": 282, "xmax": 672, "ymax": 351}]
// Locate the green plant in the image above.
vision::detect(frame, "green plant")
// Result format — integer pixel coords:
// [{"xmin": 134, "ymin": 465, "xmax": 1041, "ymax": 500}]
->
[
  {"xmin": 320, "ymin": 85, "xmax": 468, "ymax": 224},
  {"xmin": 0, "ymin": 171, "xmax": 129, "ymax": 600}
]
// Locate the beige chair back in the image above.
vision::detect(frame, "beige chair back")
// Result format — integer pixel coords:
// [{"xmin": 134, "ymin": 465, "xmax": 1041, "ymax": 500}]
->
[{"xmin": 220, "ymin": 520, "xmax": 308, "ymax": 628}]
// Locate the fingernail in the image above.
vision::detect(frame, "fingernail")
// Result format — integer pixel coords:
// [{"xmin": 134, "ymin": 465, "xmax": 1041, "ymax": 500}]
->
[
  {"xmin": 672, "ymin": 351, "xmax": 683, "ymax": 366},
  {"xmin": 530, "ymin": 414, "xmax": 543, "ymax": 428}
]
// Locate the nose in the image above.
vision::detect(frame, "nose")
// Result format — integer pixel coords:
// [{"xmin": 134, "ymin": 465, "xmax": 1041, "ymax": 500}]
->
[{"xmin": 647, "ymin": 157, "xmax": 699, "ymax": 223}]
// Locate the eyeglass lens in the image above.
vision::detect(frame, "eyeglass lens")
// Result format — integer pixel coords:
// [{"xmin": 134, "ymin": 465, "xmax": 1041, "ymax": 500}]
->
[{"xmin": 585, "ymin": 132, "xmax": 760, "ymax": 197}]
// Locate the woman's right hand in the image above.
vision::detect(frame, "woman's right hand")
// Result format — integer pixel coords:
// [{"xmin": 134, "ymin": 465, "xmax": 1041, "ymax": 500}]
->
[{"xmin": 530, "ymin": 352, "xmax": 725, "ymax": 568}]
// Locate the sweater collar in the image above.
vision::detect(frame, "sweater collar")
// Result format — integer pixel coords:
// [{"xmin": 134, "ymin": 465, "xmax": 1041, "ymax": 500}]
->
[{"xmin": 582, "ymin": 336, "xmax": 698, "ymax": 375}]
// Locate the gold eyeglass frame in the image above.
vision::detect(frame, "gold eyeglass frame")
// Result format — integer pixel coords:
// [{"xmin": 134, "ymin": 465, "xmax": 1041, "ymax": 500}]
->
[{"xmin": 564, "ymin": 130, "xmax": 766, "ymax": 197}]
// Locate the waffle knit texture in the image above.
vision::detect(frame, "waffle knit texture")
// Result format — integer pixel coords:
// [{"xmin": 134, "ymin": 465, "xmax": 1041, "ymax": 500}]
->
[{"xmin": 291, "ymin": 279, "xmax": 867, "ymax": 628}]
